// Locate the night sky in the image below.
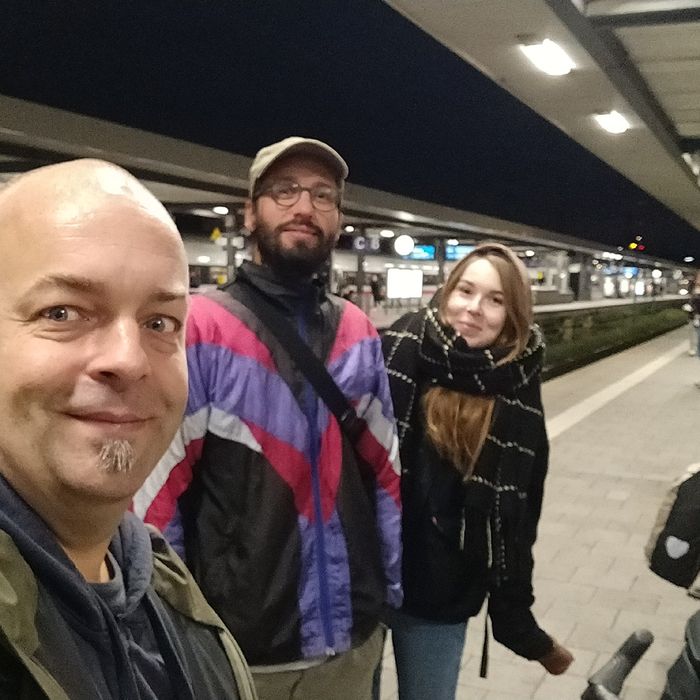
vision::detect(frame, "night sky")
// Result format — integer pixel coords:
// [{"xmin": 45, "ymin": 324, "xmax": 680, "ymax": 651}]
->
[{"xmin": 1, "ymin": 1, "xmax": 698, "ymax": 262}]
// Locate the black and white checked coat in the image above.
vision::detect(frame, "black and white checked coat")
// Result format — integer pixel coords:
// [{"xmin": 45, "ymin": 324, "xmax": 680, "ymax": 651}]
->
[{"xmin": 381, "ymin": 306, "xmax": 553, "ymax": 661}]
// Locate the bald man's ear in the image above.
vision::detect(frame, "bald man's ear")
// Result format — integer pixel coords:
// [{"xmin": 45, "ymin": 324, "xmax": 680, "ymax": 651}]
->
[{"xmin": 244, "ymin": 199, "xmax": 256, "ymax": 233}]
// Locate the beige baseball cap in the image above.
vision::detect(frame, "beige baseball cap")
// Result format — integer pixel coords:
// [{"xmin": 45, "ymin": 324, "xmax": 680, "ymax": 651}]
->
[{"xmin": 248, "ymin": 136, "xmax": 349, "ymax": 197}]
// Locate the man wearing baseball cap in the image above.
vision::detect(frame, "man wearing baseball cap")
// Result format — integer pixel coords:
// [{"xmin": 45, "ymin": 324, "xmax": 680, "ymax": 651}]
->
[{"xmin": 136, "ymin": 137, "xmax": 402, "ymax": 699}]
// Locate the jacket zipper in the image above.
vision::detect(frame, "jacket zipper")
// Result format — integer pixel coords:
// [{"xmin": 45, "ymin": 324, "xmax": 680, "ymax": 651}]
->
[{"xmin": 298, "ymin": 309, "xmax": 335, "ymax": 654}]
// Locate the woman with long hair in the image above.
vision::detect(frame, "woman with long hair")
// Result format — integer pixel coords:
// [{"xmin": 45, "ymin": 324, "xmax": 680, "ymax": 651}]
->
[{"xmin": 382, "ymin": 242, "xmax": 573, "ymax": 699}]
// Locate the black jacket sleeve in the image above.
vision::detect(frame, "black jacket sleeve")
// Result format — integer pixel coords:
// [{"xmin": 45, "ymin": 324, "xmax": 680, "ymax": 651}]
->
[
  {"xmin": 0, "ymin": 640, "xmax": 24, "ymax": 699},
  {"xmin": 487, "ymin": 417, "xmax": 553, "ymax": 661}
]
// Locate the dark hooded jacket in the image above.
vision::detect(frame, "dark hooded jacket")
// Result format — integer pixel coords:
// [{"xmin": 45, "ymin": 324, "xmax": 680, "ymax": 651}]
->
[{"xmin": 0, "ymin": 475, "xmax": 257, "ymax": 700}]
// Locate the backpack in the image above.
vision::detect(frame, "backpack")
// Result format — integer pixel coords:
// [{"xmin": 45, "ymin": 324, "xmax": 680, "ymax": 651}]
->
[{"xmin": 645, "ymin": 464, "xmax": 700, "ymax": 588}]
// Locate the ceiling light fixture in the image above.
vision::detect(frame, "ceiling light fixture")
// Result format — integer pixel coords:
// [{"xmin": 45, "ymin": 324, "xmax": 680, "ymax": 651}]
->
[
  {"xmin": 684, "ymin": 256, "xmax": 695, "ymax": 263},
  {"xmin": 594, "ymin": 110, "xmax": 631, "ymax": 134},
  {"xmin": 519, "ymin": 38, "xmax": 575, "ymax": 76},
  {"xmin": 379, "ymin": 229, "xmax": 395, "ymax": 238},
  {"xmin": 212, "ymin": 206, "xmax": 229, "ymax": 215}
]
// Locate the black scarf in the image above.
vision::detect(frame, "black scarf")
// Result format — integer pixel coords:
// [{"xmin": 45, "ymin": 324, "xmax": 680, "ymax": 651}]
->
[{"xmin": 382, "ymin": 305, "xmax": 547, "ymax": 582}]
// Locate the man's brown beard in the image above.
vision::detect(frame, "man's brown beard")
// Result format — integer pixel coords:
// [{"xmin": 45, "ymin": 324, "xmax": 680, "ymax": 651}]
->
[
  {"xmin": 98, "ymin": 439, "xmax": 135, "ymax": 474},
  {"xmin": 253, "ymin": 222, "xmax": 335, "ymax": 277}
]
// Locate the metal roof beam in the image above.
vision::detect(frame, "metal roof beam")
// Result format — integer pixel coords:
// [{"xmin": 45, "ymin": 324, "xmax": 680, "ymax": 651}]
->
[
  {"xmin": 584, "ymin": 1, "xmax": 700, "ymax": 15},
  {"xmin": 0, "ymin": 158, "xmax": 49, "ymax": 173},
  {"xmin": 0, "ymin": 141, "xmax": 242, "ymax": 198},
  {"xmin": 545, "ymin": 0, "xmax": 694, "ymax": 183},
  {"xmin": 588, "ymin": 7, "xmax": 700, "ymax": 26}
]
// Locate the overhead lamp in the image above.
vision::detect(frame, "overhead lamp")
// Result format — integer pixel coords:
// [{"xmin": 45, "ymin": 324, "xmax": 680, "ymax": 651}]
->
[
  {"xmin": 212, "ymin": 206, "xmax": 229, "ymax": 215},
  {"xmin": 682, "ymin": 153, "xmax": 700, "ymax": 177},
  {"xmin": 196, "ymin": 255, "xmax": 211, "ymax": 264},
  {"xmin": 525, "ymin": 249, "xmax": 535, "ymax": 257},
  {"xmin": 651, "ymin": 269, "xmax": 662, "ymax": 280},
  {"xmin": 394, "ymin": 234, "xmax": 415, "ymax": 256},
  {"xmin": 684, "ymin": 256, "xmax": 695, "ymax": 263},
  {"xmin": 594, "ymin": 110, "xmax": 631, "ymax": 134},
  {"xmin": 446, "ymin": 238, "xmax": 459, "ymax": 246},
  {"xmin": 344, "ymin": 225, "xmax": 355, "ymax": 233},
  {"xmin": 519, "ymin": 38, "xmax": 575, "ymax": 76},
  {"xmin": 380, "ymin": 229, "xmax": 395, "ymax": 238}
]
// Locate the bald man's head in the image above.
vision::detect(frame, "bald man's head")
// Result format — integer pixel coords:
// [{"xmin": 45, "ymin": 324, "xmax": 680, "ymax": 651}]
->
[
  {"xmin": 0, "ymin": 158, "xmax": 188, "ymax": 298},
  {"xmin": 0, "ymin": 158, "xmax": 190, "ymax": 517},
  {"xmin": 0, "ymin": 159, "xmax": 178, "ymax": 242}
]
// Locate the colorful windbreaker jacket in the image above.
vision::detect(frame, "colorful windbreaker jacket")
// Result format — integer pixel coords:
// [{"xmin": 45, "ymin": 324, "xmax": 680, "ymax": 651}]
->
[{"xmin": 134, "ymin": 262, "xmax": 402, "ymax": 666}]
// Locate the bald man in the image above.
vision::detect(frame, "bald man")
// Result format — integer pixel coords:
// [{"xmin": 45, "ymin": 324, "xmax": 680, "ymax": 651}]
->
[{"xmin": 0, "ymin": 160, "xmax": 256, "ymax": 700}]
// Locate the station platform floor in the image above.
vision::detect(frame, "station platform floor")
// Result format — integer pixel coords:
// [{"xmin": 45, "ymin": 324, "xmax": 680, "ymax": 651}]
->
[{"xmin": 378, "ymin": 324, "xmax": 700, "ymax": 700}]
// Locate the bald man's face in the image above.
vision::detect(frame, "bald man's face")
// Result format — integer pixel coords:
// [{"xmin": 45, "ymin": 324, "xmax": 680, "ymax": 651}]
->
[{"xmin": 0, "ymin": 176, "xmax": 190, "ymax": 507}]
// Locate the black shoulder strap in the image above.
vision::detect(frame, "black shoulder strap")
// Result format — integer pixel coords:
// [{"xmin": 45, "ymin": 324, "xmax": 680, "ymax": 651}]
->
[{"xmin": 219, "ymin": 280, "xmax": 364, "ymax": 444}]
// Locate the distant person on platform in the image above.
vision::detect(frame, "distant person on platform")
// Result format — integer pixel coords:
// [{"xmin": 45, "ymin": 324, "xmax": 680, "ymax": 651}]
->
[
  {"xmin": 135, "ymin": 137, "xmax": 403, "ymax": 700},
  {"xmin": 0, "ymin": 160, "xmax": 257, "ymax": 698},
  {"xmin": 382, "ymin": 242, "xmax": 573, "ymax": 699},
  {"xmin": 682, "ymin": 283, "xmax": 699, "ymax": 357},
  {"xmin": 690, "ymin": 277, "xmax": 700, "ymax": 385},
  {"xmin": 340, "ymin": 284, "xmax": 359, "ymax": 305},
  {"xmin": 370, "ymin": 275, "xmax": 384, "ymax": 306}
]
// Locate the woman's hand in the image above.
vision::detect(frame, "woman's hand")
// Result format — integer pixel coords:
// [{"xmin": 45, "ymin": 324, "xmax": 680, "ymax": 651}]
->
[{"xmin": 538, "ymin": 640, "xmax": 574, "ymax": 675}]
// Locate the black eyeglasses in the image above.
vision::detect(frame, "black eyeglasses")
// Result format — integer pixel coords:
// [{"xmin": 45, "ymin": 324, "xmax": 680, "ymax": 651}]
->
[{"xmin": 255, "ymin": 180, "xmax": 340, "ymax": 212}]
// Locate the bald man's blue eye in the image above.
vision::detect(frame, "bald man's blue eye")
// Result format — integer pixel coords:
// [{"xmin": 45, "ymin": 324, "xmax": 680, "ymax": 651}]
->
[
  {"xmin": 145, "ymin": 317, "xmax": 180, "ymax": 333},
  {"xmin": 41, "ymin": 306, "xmax": 81, "ymax": 322}
]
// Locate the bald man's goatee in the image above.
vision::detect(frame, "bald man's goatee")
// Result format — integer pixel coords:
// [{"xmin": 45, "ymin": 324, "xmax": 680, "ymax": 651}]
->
[{"xmin": 98, "ymin": 440, "xmax": 135, "ymax": 474}]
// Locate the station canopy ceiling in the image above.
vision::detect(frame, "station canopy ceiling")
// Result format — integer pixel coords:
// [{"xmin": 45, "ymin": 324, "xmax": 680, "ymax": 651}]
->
[{"xmin": 385, "ymin": 0, "xmax": 700, "ymax": 232}]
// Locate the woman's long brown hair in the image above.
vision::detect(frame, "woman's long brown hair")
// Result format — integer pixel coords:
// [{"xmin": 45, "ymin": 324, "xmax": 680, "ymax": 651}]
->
[{"xmin": 423, "ymin": 242, "xmax": 533, "ymax": 477}]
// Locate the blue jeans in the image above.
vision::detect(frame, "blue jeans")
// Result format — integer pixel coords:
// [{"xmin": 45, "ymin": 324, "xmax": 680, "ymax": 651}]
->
[{"xmin": 388, "ymin": 609, "xmax": 467, "ymax": 700}]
